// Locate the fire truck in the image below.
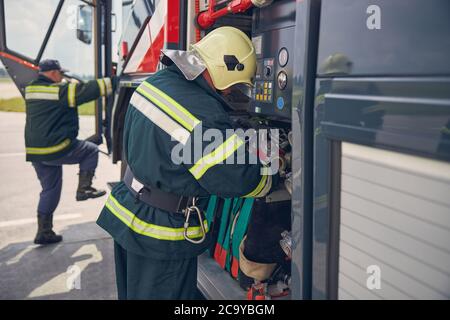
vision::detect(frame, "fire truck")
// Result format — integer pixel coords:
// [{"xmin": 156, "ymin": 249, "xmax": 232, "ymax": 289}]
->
[{"xmin": 1, "ymin": 0, "xmax": 449, "ymax": 300}]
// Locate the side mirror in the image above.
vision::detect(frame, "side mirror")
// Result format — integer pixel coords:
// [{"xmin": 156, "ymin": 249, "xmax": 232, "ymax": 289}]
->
[{"xmin": 76, "ymin": 5, "xmax": 93, "ymax": 44}]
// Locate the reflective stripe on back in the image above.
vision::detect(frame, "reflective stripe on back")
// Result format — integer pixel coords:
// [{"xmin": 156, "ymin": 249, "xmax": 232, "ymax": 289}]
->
[
  {"xmin": 189, "ymin": 134, "xmax": 244, "ymax": 180},
  {"xmin": 105, "ymin": 194, "xmax": 209, "ymax": 241},
  {"xmin": 137, "ymin": 82, "xmax": 200, "ymax": 132},
  {"xmin": 25, "ymin": 85, "xmax": 60, "ymax": 93},
  {"xmin": 130, "ymin": 92, "xmax": 191, "ymax": 145},
  {"xmin": 26, "ymin": 138, "xmax": 71, "ymax": 155},
  {"xmin": 25, "ymin": 85, "xmax": 60, "ymax": 100},
  {"xmin": 25, "ymin": 92, "xmax": 59, "ymax": 101}
]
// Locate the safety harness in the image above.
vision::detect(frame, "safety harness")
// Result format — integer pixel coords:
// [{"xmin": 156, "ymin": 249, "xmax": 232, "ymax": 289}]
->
[{"xmin": 212, "ymin": 197, "xmax": 254, "ymax": 279}]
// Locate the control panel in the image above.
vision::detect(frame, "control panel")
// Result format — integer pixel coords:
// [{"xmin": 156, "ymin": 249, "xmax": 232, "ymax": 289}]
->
[
  {"xmin": 254, "ymin": 58, "xmax": 275, "ymax": 104},
  {"xmin": 249, "ymin": 0, "xmax": 296, "ymax": 122}
]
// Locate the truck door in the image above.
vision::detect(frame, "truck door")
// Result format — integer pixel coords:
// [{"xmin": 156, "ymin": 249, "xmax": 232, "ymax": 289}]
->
[
  {"xmin": 0, "ymin": 0, "xmax": 107, "ymax": 142},
  {"xmin": 108, "ymin": 0, "xmax": 186, "ymax": 163}
]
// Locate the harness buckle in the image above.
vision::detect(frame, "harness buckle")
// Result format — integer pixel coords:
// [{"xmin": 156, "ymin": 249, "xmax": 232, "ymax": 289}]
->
[
  {"xmin": 134, "ymin": 188, "xmax": 143, "ymax": 204},
  {"xmin": 182, "ymin": 197, "xmax": 207, "ymax": 244}
]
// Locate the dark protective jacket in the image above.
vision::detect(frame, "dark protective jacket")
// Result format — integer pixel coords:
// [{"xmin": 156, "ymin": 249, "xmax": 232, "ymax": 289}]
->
[
  {"xmin": 24, "ymin": 74, "xmax": 113, "ymax": 162},
  {"xmin": 97, "ymin": 65, "xmax": 275, "ymax": 260}
]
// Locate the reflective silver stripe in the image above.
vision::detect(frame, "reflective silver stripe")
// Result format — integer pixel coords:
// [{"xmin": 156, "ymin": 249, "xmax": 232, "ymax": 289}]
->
[
  {"xmin": 68, "ymin": 83, "xmax": 77, "ymax": 107},
  {"xmin": 130, "ymin": 92, "xmax": 191, "ymax": 145},
  {"xmin": 25, "ymin": 92, "xmax": 59, "ymax": 101},
  {"xmin": 103, "ymin": 77, "xmax": 113, "ymax": 95},
  {"xmin": 26, "ymin": 85, "xmax": 59, "ymax": 93},
  {"xmin": 189, "ymin": 134, "xmax": 244, "ymax": 180},
  {"xmin": 105, "ymin": 195, "xmax": 208, "ymax": 241},
  {"xmin": 97, "ymin": 79, "xmax": 106, "ymax": 96},
  {"xmin": 137, "ymin": 82, "xmax": 200, "ymax": 132}
]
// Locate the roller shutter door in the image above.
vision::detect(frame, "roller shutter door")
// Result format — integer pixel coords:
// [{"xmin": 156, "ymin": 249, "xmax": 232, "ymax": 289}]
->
[{"xmin": 338, "ymin": 143, "xmax": 450, "ymax": 300}]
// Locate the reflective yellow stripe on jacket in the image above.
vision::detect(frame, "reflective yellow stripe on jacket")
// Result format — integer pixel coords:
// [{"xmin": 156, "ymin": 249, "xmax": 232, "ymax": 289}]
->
[
  {"xmin": 97, "ymin": 77, "xmax": 113, "ymax": 97},
  {"xmin": 103, "ymin": 77, "xmax": 113, "ymax": 95},
  {"xmin": 136, "ymin": 82, "xmax": 200, "ymax": 132},
  {"xmin": 105, "ymin": 194, "xmax": 209, "ymax": 241},
  {"xmin": 130, "ymin": 81, "xmax": 201, "ymax": 145},
  {"xmin": 97, "ymin": 79, "xmax": 105, "ymax": 96},
  {"xmin": 68, "ymin": 83, "xmax": 77, "ymax": 107},
  {"xmin": 189, "ymin": 134, "xmax": 244, "ymax": 180},
  {"xmin": 129, "ymin": 92, "xmax": 192, "ymax": 145},
  {"xmin": 25, "ymin": 85, "xmax": 60, "ymax": 101},
  {"xmin": 26, "ymin": 138, "xmax": 71, "ymax": 155}
]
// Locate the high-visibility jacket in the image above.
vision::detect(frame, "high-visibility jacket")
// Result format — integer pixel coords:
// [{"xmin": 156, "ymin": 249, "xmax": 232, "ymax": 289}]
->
[
  {"xmin": 24, "ymin": 74, "xmax": 113, "ymax": 162},
  {"xmin": 97, "ymin": 65, "xmax": 275, "ymax": 260}
]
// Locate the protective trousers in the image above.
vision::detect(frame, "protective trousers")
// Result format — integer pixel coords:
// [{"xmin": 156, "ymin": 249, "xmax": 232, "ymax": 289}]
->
[
  {"xmin": 32, "ymin": 139, "xmax": 99, "ymax": 215},
  {"xmin": 113, "ymin": 241, "xmax": 200, "ymax": 300}
]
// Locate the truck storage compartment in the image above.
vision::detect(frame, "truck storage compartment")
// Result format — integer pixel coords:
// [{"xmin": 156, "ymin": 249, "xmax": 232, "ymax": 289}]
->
[
  {"xmin": 201, "ymin": 191, "xmax": 292, "ymax": 298},
  {"xmin": 196, "ymin": 0, "xmax": 296, "ymax": 300}
]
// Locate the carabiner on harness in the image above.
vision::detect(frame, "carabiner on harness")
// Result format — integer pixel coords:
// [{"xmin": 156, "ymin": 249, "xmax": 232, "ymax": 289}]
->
[{"xmin": 183, "ymin": 198, "xmax": 207, "ymax": 244}]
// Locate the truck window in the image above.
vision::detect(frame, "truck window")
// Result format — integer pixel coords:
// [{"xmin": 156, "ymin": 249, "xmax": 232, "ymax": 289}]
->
[
  {"xmin": 4, "ymin": 0, "xmax": 60, "ymax": 59},
  {"xmin": 40, "ymin": 0, "xmax": 97, "ymax": 140},
  {"xmin": 118, "ymin": 0, "xmax": 156, "ymax": 71},
  {"xmin": 41, "ymin": 0, "xmax": 95, "ymax": 81},
  {"xmin": 122, "ymin": 0, "xmax": 134, "ymax": 32}
]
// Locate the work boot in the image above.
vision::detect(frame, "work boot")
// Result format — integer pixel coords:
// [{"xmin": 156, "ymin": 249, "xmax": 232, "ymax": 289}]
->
[
  {"xmin": 76, "ymin": 171, "xmax": 106, "ymax": 201},
  {"xmin": 34, "ymin": 214, "xmax": 63, "ymax": 245}
]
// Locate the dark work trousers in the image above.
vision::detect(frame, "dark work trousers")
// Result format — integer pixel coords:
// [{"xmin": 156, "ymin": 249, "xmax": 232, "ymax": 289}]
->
[
  {"xmin": 114, "ymin": 241, "xmax": 200, "ymax": 300},
  {"xmin": 32, "ymin": 140, "xmax": 99, "ymax": 216}
]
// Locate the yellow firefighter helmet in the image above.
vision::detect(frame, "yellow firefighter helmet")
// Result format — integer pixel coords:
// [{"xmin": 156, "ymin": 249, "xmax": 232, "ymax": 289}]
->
[{"xmin": 190, "ymin": 26, "xmax": 256, "ymax": 90}]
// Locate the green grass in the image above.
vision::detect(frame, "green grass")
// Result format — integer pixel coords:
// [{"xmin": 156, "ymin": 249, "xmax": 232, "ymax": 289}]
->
[
  {"xmin": 0, "ymin": 97, "xmax": 25, "ymax": 112},
  {"xmin": 0, "ymin": 96, "xmax": 95, "ymax": 115},
  {"xmin": 77, "ymin": 101, "xmax": 96, "ymax": 115}
]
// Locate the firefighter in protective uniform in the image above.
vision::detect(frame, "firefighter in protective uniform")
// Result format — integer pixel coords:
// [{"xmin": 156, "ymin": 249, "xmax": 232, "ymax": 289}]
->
[
  {"xmin": 25, "ymin": 59, "xmax": 115, "ymax": 245},
  {"xmin": 97, "ymin": 27, "xmax": 276, "ymax": 299}
]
